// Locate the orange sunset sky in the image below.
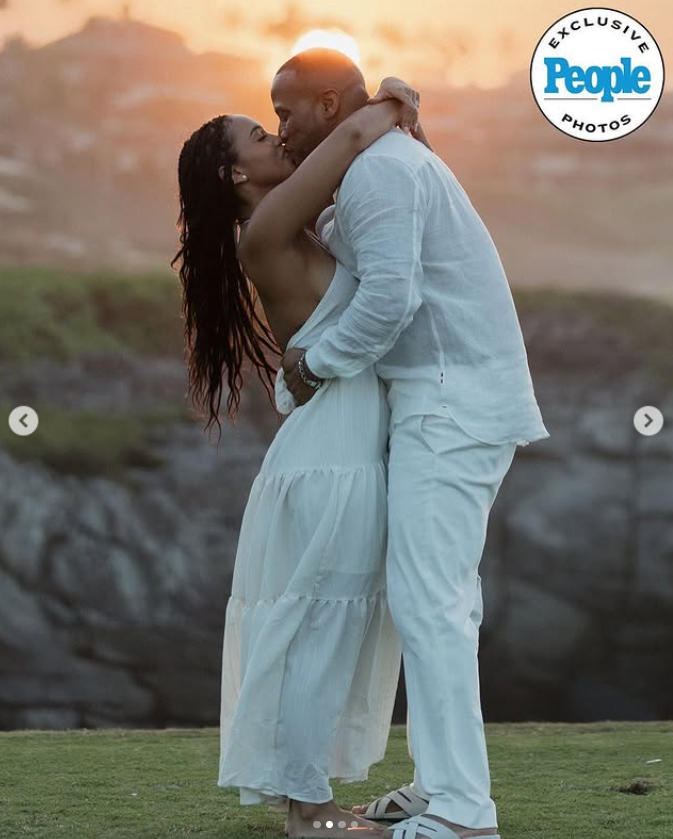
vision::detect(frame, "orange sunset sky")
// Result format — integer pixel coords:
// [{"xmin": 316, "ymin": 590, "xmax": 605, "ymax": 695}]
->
[{"xmin": 0, "ymin": 0, "xmax": 671, "ymax": 89}]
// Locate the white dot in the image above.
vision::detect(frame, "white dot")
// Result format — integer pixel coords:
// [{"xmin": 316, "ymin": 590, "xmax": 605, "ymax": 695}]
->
[
  {"xmin": 338, "ymin": 821, "xmax": 347, "ymax": 828},
  {"xmin": 351, "ymin": 821, "xmax": 359, "ymax": 828},
  {"xmin": 326, "ymin": 820, "xmax": 333, "ymax": 827},
  {"xmin": 313, "ymin": 820, "xmax": 321, "ymax": 828}
]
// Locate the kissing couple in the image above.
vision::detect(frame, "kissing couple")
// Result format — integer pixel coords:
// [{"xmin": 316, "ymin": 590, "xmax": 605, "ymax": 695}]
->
[{"xmin": 173, "ymin": 47, "xmax": 549, "ymax": 839}]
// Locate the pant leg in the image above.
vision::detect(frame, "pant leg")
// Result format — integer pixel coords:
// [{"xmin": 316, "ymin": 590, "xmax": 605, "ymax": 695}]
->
[
  {"xmin": 408, "ymin": 574, "xmax": 484, "ymax": 800},
  {"xmin": 387, "ymin": 413, "xmax": 516, "ymax": 829}
]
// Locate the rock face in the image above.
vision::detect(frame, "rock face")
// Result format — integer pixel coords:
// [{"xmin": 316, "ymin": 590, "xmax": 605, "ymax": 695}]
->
[
  {"xmin": 478, "ymin": 306, "xmax": 673, "ymax": 723},
  {"xmin": 1, "ymin": 308, "xmax": 672, "ymax": 730},
  {"xmin": 0, "ymin": 354, "xmax": 276, "ymax": 730}
]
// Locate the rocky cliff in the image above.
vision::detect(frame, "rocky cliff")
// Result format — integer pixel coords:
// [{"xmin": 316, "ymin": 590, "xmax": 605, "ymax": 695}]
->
[{"xmin": 1, "ymin": 295, "xmax": 672, "ymax": 729}]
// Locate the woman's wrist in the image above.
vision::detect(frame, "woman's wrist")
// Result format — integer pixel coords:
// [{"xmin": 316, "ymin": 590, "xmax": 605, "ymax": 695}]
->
[
  {"xmin": 352, "ymin": 101, "xmax": 400, "ymax": 149},
  {"xmin": 339, "ymin": 111, "xmax": 370, "ymax": 152},
  {"xmin": 376, "ymin": 76, "xmax": 398, "ymax": 96}
]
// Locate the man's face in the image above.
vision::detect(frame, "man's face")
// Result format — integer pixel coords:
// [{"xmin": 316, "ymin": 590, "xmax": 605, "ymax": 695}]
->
[{"xmin": 271, "ymin": 71, "xmax": 328, "ymax": 165}]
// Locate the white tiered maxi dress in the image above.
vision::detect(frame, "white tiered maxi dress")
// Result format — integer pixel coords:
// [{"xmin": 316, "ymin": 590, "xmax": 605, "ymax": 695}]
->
[{"xmin": 218, "ymin": 261, "xmax": 402, "ymax": 809}]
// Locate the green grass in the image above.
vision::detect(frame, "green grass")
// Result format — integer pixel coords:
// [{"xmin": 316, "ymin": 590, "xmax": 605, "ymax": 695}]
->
[
  {"xmin": 0, "ymin": 723, "xmax": 671, "ymax": 838},
  {"xmin": 2, "ymin": 265, "xmax": 673, "ymax": 386},
  {"xmin": 0, "ymin": 405, "xmax": 191, "ymax": 480},
  {"xmin": 0, "ymin": 265, "xmax": 183, "ymax": 362}
]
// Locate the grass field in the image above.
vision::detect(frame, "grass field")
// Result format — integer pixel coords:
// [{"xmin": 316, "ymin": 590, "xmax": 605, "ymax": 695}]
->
[
  {"xmin": 0, "ymin": 404, "xmax": 191, "ymax": 479},
  {"xmin": 0, "ymin": 266, "xmax": 183, "ymax": 362},
  {"xmin": 1, "ymin": 265, "xmax": 673, "ymax": 369},
  {"xmin": 1, "ymin": 722, "xmax": 671, "ymax": 839}
]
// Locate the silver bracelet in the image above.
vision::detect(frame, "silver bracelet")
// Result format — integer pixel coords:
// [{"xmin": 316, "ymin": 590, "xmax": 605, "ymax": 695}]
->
[{"xmin": 298, "ymin": 350, "xmax": 323, "ymax": 390}]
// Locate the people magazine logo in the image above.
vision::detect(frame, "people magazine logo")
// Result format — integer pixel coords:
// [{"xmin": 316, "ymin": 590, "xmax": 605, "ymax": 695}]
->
[{"xmin": 530, "ymin": 8, "xmax": 665, "ymax": 141}]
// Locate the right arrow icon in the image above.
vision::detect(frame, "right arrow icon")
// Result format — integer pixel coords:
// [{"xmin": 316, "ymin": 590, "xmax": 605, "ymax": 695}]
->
[{"xmin": 634, "ymin": 406, "xmax": 664, "ymax": 437}]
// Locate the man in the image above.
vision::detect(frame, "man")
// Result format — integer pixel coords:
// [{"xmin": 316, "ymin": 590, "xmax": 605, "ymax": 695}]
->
[{"xmin": 274, "ymin": 48, "xmax": 549, "ymax": 839}]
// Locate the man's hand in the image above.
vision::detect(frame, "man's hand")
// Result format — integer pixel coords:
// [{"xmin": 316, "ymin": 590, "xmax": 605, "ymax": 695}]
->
[{"xmin": 281, "ymin": 347, "xmax": 321, "ymax": 407}]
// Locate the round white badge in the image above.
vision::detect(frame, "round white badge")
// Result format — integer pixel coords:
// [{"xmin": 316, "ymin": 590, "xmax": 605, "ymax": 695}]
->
[{"xmin": 530, "ymin": 8, "xmax": 665, "ymax": 141}]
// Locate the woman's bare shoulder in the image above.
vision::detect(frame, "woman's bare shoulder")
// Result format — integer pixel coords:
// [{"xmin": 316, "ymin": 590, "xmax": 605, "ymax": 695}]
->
[{"xmin": 238, "ymin": 230, "xmax": 312, "ymax": 301}]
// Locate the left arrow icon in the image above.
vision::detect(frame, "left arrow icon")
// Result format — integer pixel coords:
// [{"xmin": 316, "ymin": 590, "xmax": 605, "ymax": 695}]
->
[{"xmin": 9, "ymin": 406, "xmax": 39, "ymax": 436}]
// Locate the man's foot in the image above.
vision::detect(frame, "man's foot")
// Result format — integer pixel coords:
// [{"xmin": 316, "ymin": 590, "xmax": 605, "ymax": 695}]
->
[
  {"xmin": 351, "ymin": 785, "xmax": 430, "ymax": 820},
  {"xmin": 285, "ymin": 797, "xmax": 387, "ymax": 838},
  {"xmin": 386, "ymin": 814, "xmax": 498, "ymax": 838}
]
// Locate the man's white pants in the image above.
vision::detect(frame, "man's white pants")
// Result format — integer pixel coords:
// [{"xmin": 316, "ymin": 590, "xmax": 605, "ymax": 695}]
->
[{"xmin": 386, "ymin": 412, "xmax": 517, "ymax": 830}]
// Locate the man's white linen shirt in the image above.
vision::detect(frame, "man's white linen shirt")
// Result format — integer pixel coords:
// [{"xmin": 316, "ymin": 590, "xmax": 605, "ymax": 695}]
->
[{"xmin": 304, "ymin": 129, "xmax": 549, "ymax": 446}]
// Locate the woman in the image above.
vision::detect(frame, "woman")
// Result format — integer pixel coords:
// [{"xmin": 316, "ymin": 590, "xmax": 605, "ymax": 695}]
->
[{"xmin": 172, "ymin": 79, "xmax": 431, "ymax": 839}]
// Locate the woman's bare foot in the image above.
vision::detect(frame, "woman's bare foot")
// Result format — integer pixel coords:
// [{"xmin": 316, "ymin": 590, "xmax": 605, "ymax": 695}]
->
[
  {"xmin": 351, "ymin": 800, "xmax": 402, "ymax": 817},
  {"xmin": 285, "ymin": 797, "xmax": 387, "ymax": 837}
]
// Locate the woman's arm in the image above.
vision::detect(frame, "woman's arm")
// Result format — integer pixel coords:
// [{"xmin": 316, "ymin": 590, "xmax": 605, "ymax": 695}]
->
[
  {"xmin": 370, "ymin": 76, "xmax": 434, "ymax": 151},
  {"xmin": 243, "ymin": 100, "xmax": 402, "ymax": 254}
]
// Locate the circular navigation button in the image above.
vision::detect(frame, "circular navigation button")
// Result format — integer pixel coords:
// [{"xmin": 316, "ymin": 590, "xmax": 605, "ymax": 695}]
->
[
  {"xmin": 634, "ymin": 406, "xmax": 664, "ymax": 436},
  {"xmin": 8, "ymin": 406, "xmax": 39, "ymax": 436}
]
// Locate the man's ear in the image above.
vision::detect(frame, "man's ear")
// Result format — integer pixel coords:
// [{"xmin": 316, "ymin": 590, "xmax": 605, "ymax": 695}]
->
[{"xmin": 318, "ymin": 89, "xmax": 340, "ymax": 119}]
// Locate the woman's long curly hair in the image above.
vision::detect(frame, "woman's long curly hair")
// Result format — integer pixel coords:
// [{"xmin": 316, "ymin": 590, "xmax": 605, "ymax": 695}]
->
[{"xmin": 171, "ymin": 115, "xmax": 281, "ymax": 436}]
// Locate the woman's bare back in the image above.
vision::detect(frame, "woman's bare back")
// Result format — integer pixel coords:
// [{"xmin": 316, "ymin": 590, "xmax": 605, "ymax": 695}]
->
[{"xmin": 238, "ymin": 226, "xmax": 337, "ymax": 353}]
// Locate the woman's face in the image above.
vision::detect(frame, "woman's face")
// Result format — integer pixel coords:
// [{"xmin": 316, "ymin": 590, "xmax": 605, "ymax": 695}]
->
[{"xmin": 229, "ymin": 115, "xmax": 296, "ymax": 187}]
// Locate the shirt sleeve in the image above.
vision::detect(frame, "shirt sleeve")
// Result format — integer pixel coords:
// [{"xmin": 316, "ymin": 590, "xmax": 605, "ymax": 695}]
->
[{"xmin": 303, "ymin": 153, "xmax": 425, "ymax": 380}]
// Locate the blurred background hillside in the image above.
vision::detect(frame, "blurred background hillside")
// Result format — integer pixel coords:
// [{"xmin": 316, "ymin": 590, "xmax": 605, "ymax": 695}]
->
[
  {"xmin": 1, "ymin": 2, "xmax": 672, "ymax": 730},
  {"xmin": 0, "ymin": 8, "xmax": 671, "ymax": 297}
]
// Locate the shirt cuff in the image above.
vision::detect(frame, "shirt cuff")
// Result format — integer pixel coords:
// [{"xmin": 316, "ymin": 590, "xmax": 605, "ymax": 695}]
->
[{"xmin": 303, "ymin": 345, "xmax": 332, "ymax": 380}]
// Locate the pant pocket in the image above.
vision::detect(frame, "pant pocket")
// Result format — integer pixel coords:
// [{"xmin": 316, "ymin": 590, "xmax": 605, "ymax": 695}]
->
[{"xmin": 417, "ymin": 413, "xmax": 456, "ymax": 457}]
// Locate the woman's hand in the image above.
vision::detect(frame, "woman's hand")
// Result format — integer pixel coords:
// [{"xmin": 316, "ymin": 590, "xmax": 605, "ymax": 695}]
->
[
  {"xmin": 410, "ymin": 120, "xmax": 434, "ymax": 152},
  {"xmin": 368, "ymin": 76, "xmax": 420, "ymax": 134}
]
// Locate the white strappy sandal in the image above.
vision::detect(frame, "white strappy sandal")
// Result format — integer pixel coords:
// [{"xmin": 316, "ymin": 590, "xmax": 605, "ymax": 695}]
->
[
  {"xmin": 385, "ymin": 814, "xmax": 501, "ymax": 839},
  {"xmin": 353, "ymin": 784, "xmax": 431, "ymax": 822}
]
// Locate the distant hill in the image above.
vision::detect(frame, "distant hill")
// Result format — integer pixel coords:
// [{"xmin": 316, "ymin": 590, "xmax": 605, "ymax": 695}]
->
[{"xmin": 0, "ymin": 15, "xmax": 671, "ymax": 298}]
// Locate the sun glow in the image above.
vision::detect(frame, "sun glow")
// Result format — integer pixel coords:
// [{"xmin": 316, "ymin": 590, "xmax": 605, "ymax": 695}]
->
[{"xmin": 290, "ymin": 29, "xmax": 361, "ymax": 65}]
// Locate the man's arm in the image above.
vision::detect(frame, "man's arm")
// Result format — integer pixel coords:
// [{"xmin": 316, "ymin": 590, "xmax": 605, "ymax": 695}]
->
[{"xmin": 302, "ymin": 153, "xmax": 425, "ymax": 381}]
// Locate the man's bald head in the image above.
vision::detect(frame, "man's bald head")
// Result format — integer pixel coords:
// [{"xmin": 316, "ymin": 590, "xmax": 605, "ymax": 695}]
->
[
  {"xmin": 271, "ymin": 48, "xmax": 368, "ymax": 163},
  {"xmin": 275, "ymin": 48, "xmax": 367, "ymax": 100}
]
